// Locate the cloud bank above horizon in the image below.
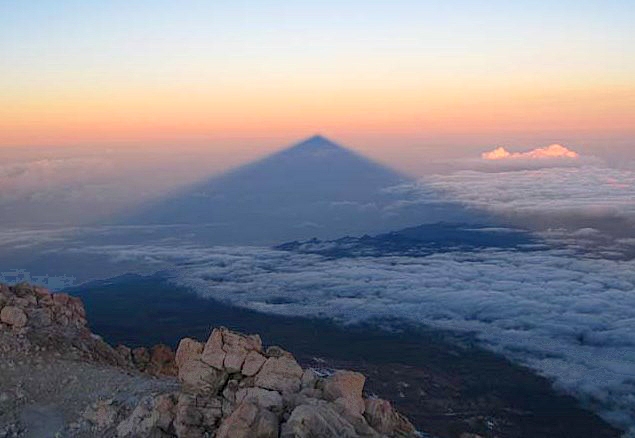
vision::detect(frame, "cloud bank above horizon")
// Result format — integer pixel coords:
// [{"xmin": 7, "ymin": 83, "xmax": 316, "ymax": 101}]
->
[{"xmin": 482, "ymin": 144, "xmax": 580, "ymax": 161}]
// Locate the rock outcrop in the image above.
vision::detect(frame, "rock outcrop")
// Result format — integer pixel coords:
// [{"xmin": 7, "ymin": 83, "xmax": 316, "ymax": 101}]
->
[{"xmin": 0, "ymin": 283, "xmax": 418, "ymax": 437}]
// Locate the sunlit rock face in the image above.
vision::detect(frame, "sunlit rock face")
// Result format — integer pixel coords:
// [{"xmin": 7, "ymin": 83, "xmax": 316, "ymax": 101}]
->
[
  {"xmin": 118, "ymin": 135, "xmax": 479, "ymax": 244},
  {"xmin": 482, "ymin": 144, "xmax": 580, "ymax": 160}
]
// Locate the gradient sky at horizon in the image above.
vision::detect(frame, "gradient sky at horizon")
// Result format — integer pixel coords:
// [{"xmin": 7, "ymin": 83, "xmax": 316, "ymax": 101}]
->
[{"xmin": 1, "ymin": 0, "xmax": 634, "ymax": 163}]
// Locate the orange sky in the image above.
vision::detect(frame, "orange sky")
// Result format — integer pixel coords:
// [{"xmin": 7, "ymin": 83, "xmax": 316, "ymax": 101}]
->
[{"xmin": 1, "ymin": 1, "xmax": 634, "ymax": 155}]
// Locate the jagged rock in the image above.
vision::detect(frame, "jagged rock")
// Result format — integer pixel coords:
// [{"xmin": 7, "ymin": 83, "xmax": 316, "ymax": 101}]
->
[
  {"xmin": 216, "ymin": 402, "xmax": 278, "ymax": 438},
  {"xmin": 236, "ymin": 387, "xmax": 284, "ymax": 412},
  {"xmin": 301, "ymin": 368, "xmax": 318, "ymax": 389},
  {"xmin": 52, "ymin": 292, "xmax": 71, "ymax": 306},
  {"xmin": 201, "ymin": 329, "xmax": 226, "ymax": 369},
  {"xmin": 323, "ymin": 370, "xmax": 366, "ymax": 416},
  {"xmin": 281, "ymin": 402, "xmax": 360, "ymax": 438},
  {"xmin": 242, "ymin": 350, "xmax": 267, "ymax": 376},
  {"xmin": 0, "ymin": 283, "xmax": 419, "ymax": 438},
  {"xmin": 178, "ymin": 359, "xmax": 228, "ymax": 394},
  {"xmin": 24, "ymin": 307, "xmax": 52, "ymax": 327},
  {"xmin": 255, "ymin": 354, "xmax": 304, "ymax": 393},
  {"xmin": 147, "ymin": 344, "xmax": 178, "ymax": 377},
  {"xmin": 202, "ymin": 328, "xmax": 263, "ymax": 373},
  {"xmin": 364, "ymin": 398, "xmax": 417, "ymax": 437},
  {"xmin": 132, "ymin": 347, "xmax": 151, "ymax": 370},
  {"xmin": 174, "ymin": 393, "xmax": 222, "ymax": 437},
  {"xmin": 266, "ymin": 345, "xmax": 294, "ymax": 358},
  {"xmin": 0, "ymin": 306, "xmax": 27, "ymax": 328},
  {"xmin": 223, "ymin": 379, "xmax": 240, "ymax": 403},
  {"xmin": 116, "ymin": 345, "xmax": 133, "ymax": 363},
  {"xmin": 175, "ymin": 338, "xmax": 203, "ymax": 369},
  {"xmin": 82, "ymin": 399, "xmax": 124, "ymax": 429},
  {"xmin": 116, "ymin": 393, "xmax": 177, "ymax": 437}
]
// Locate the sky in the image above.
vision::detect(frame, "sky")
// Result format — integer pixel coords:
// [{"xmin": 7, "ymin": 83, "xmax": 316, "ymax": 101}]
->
[{"xmin": 1, "ymin": 0, "xmax": 634, "ymax": 167}]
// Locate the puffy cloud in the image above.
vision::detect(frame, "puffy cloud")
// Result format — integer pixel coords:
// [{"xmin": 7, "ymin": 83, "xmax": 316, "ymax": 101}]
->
[{"xmin": 482, "ymin": 144, "xmax": 580, "ymax": 161}]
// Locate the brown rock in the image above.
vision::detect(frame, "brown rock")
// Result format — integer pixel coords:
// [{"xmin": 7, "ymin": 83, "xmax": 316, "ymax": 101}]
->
[
  {"xmin": 132, "ymin": 347, "xmax": 151, "ymax": 370},
  {"xmin": 301, "ymin": 369, "xmax": 318, "ymax": 389},
  {"xmin": 0, "ymin": 306, "xmax": 27, "ymax": 328},
  {"xmin": 178, "ymin": 359, "xmax": 228, "ymax": 394},
  {"xmin": 33, "ymin": 286, "xmax": 51, "ymax": 298},
  {"xmin": 216, "ymin": 402, "xmax": 278, "ymax": 438},
  {"xmin": 364, "ymin": 398, "xmax": 417, "ymax": 437},
  {"xmin": 175, "ymin": 338, "xmax": 204, "ymax": 369},
  {"xmin": 116, "ymin": 345, "xmax": 132, "ymax": 362},
  {"xmin": 201, "ymin": 329, "xmax": 226, "ymax": 369},
  {"xmin": 116, "ymin": 393, "xmax": 176, "ymax": 437},
  {"xmin": 255, "ymin": 355, "xmax": 303, "ymax": 393},
  {"xmin": 222, "ymin": 328, "xmax": 263, "ymax": 352},
  {"xmin": 25, "ymin": 308, "xmax": 51, "ymax": 327},
  {"xmin": 323, "ymin": 371, "xmax": 366, "ymax": 416},
  {"xmin": 242, "ymin": 350, "xmax": 267, "ymax": 376},
  {"xmin": 266, "ymin": 345, "xmax": 294, "ymax": 358},
  {"xmin": 281, "ymin": 402, "xmax": 359, "ymax": 438},
  {"xmin": 223, "ymin": 379, "xmax": 240, "ymax": 403},
  {"xmin": 223, "ymin": 344, "xmax": 248, "ymax": 373},
  {"xmin": 82, "ymin": 399, "xmax": 123, "ymax": 429},
  {"xmin": 52, "ymin": 292, "xmax": 70, "ymax": 306},
  {"xmin": 236, "ymin": 387, "xmax": 284, "ymax": 412},
  {"xmin": 148, "ymin": 344, "xmax": 177, "ymax": 376},
  {"xmin": 174, "ymin": 393, "xmax": 222, "ymax": 437}
]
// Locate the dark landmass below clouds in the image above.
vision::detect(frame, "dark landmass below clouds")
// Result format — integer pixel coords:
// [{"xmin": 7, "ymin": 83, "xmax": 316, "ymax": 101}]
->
[{"xmin": 67, "ymin": 273, "xmax": 622, "ymax": 438}]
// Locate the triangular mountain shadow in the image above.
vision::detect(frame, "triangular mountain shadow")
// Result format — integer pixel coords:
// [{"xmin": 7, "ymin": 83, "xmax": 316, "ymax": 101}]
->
[{"xmin": 112, "ymin": 135, "xmax": 489, "ymax": 245}]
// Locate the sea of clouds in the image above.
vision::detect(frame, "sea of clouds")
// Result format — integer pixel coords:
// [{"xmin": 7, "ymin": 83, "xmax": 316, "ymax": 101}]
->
[
  {"xmin": 70, "ymin": 241, "xmax": 635, "ymax": 433},
  {"xmin": 2, "ymin": 146, "xmax": 635, "ymax": 433}
]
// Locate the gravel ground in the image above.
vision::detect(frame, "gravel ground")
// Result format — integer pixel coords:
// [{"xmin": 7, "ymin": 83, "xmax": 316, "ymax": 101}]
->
[{"xmin": 0, "ymin": 345, "xmax": 177, "ymax": 438}]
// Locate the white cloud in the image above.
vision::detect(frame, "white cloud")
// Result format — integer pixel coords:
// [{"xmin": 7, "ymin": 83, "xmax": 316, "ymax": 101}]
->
[
  {"xmin": 396, "ymin": 165, "xmax": 635, "ymax": 257},
  {"xmin": 482, "ymin": 144, "xmax": 580, "ymax": 161},
  {"xmin": 425, "ymin": 166, "xmax": 635, "ymax": 219}
]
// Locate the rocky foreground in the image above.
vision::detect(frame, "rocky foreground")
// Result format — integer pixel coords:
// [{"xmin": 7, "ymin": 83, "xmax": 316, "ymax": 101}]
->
[{"xmin": 0, "ymin": 283, "xmax": 418, "ymax": 438}]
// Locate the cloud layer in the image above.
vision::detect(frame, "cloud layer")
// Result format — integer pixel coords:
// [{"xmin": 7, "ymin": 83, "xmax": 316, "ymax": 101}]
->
[{"xmin": 70, "ymin": 241, "xmax": 635, "ymax": 433}]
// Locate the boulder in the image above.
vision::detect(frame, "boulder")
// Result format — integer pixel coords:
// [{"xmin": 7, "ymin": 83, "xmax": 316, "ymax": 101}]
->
[
  {"xmin": 255, "ymin": 355, "xmax": 304, "ymax": 393},
  {"xmin": 216, "ymin": 402, "xmax": 278, "ymax": 438},
  {"xmin": 201, "ymin": 329, "xmax": 226, "ymax": 369},
  {"xmin": 82, "ymin": 399, "xmax": 124, "ymax": 429},
  {"xmin": 281, "ymin": 402, "xmax": 359, "ymax": 438},
  {"xmin": 242, "ymin": 350, "xmax": 267, "ymax": 376},
  {"xmin": 236, "ymin": 387, "xmax": 284, "ymax": 412},
  {"xmin": 364, "ymin": 398, "xmax": 417, "ymax": 437},
  {"xmin": 202, "ymin": 328, "xmax": 263, "ymax": 372},
  {"xmin": 132, "ymin": 347, "xmax": 151, "ymax": 371},
  {"xmin": 24, "ymin": 308, "xmax": 51, "ymax": 328},
  {"xmin": 175, "ymin": 338, "xmax": 204, "ymax": 369},
  {"xmin": 116, "ymin": 345, "xmax": 133, "ymax": 363},
  {"xmin": 147, "ymin": 344, "xmax": 177, "ymax": 376},
  {"xmin": 301, "ymin": 369, "xmax": 318, "ymax": 389},
  {"xmin": 116, "ymin": 393, "xmax": 176, "ymax": 437},
  {"xmin": 178, "ymin": 359, "xmax": 228, "ymax": 394},
  {"xmin": 174, "ymin": 393, "xmax": 222, "ymax": 437},
  {"xmin": 0, "ymin": 306, "xmax": 27, "ymax": 328},
  {"xmin": 52, "ymin": 292, "xmax": 70, "ymax": 306},
  {"xmin": 323, "ymin": 371, "xmax": 366, "ymax": 416}
]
